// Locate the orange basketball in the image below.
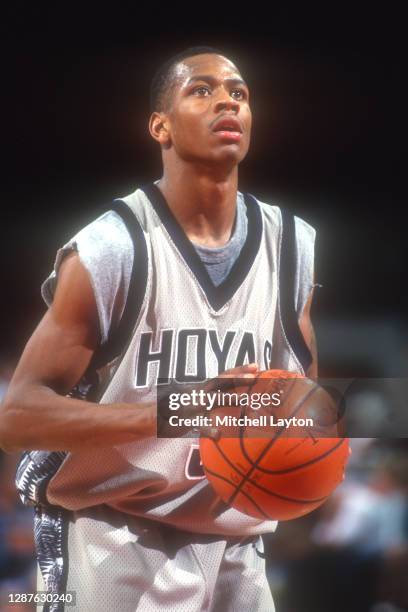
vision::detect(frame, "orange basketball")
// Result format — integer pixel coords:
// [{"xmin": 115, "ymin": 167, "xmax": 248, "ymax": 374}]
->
[{"xmin": 199, "ymin": 369, "xmax": 350, "ymax": 521}]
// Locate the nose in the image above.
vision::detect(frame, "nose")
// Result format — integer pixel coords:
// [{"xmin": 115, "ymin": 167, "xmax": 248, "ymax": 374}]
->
[{"xmin": 214, "ymin": 92, "xmax": 240, "ymax": 114}]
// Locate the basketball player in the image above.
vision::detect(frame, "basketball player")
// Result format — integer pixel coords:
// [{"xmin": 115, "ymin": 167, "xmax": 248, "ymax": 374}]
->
[{"xmin": 0, "ymin": 47, "xmax": 317, "ymax": 611}]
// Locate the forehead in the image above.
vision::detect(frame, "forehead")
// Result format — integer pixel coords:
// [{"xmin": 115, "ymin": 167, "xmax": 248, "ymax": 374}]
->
[{"xmin": 173, "ymin": 54, "xmax": 243, "ymax": 85}]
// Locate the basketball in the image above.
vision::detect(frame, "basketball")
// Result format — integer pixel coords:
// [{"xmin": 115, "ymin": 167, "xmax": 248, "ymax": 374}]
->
[{"xmin": 200, "ymin": 369, "xmax": 350, "ymax": 520}]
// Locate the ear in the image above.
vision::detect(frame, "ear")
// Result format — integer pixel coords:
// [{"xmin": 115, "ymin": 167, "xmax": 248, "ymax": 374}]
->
[{"xmin": 149, "ymin": 112, "xmax": 171, "ymax": 148}]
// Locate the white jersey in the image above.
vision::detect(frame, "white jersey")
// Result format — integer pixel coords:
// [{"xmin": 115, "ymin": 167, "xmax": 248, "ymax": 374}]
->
[{"xmin": 18, "ymin": 183, "xmax": 316, "ymax": 537}]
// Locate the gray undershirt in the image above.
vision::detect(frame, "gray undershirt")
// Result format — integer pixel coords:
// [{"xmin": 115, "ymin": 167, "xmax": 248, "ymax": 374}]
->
[{"xmin": 192, "ymin": 192, "xmax": 247, "ymax": 286}]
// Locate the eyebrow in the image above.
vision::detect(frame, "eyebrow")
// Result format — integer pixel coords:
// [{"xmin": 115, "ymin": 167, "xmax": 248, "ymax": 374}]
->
[{"xmin": 185, "ymin": 75, "xmax": 248, "ymax": 88}]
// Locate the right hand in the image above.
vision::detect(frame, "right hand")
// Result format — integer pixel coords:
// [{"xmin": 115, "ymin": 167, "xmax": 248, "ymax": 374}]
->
[
  {"xmin": 205, "ymin": 362, "xmax": 259, "ymax": 390},
  {"xmin": 197, "ymin": 363, "xmax": 260, "ymax": 440},
  {"xmin": 157, "ymin": 363, "xmax": 259, "ymax": 437}
]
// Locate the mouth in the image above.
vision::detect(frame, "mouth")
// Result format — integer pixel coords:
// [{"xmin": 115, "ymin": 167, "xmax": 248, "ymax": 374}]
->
[
  {"xmin": 212, "ymin": 117, "xmax": 243, "ymax": 143},
  {"xmin": 213, "ymin": 130, "xmax": 243, "ymax": 142}
]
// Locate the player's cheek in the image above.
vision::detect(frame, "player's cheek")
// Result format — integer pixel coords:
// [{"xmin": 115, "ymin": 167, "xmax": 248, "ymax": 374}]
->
[{"xmin": 240, "ymin": 133, "xmax": 251, "ymax": 157}]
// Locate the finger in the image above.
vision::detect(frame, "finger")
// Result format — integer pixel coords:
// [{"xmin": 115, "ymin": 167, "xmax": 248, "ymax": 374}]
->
[
  {"xmin": 205, "ymin": 375, "xmax": 256, "ymax": 395},
  {"xmin": 220, "ymin": 363, "xmax": 259, "ymax": 377},
  {"xmin": 204, "ymin": 363, "xmax": 259, "ymax": 392},
  {"xmin": 208, "ymin": 495, "xmax": 230, "ymax": 517},
  {"xmin": 216, "ymin": 364, "xmax": 259, "ymax": 392},
  {"xmin": 200, "ymin": 426, "xmax": 221, "ymax": 441}
]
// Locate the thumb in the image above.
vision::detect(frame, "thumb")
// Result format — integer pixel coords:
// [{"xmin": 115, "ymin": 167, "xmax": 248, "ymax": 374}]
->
[
  {"xmin": 220, "ymin": 363, "xmax": 259, "ymax": 377},
  {"xmin": 200, "ymin": 425, "xmax": 221, "ymax": 441}
]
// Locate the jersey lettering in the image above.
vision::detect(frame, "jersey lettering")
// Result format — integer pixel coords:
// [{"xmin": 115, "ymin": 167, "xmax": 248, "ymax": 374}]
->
[
  {"xmin": 234, "ymin": 331, "xmax": 256, "ymax": 366},
  {"xmin": 185, "ymin": 444, "xmax": 206, "ymax": 480},
  {"xmin": 136, "ymin": 330, "xmax": 173, "ymax": 386},
  {"xmin": 209, "ymin": 330, "xmax": 236, "ymax": 373},
  {"xmin": 264, "ymin": 340, "xmax": 272, "ymax": 370},
  {"xmin": 176, "ymin": 329, "xmax": 207, "ymax": 383},
  {"xmin": 135, "ymin": 329, "xmax": 265, "ymax": 386}
]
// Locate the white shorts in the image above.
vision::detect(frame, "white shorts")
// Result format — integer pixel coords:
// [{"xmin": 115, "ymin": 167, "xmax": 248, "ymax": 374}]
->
[{"xmin": 37, "ymin": 505, "xmax": 275, "ymax": 612}]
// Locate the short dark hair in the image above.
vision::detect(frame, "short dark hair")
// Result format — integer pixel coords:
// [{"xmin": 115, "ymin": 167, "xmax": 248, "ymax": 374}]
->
[{"xmin": 150, "ymin": 46, "xmax": 227, "ymax": 113}]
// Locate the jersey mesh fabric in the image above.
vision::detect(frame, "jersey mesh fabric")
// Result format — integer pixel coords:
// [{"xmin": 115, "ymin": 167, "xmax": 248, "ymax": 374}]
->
[
  {"xmin": 28, "ymin": 186, "xmax": 315, "ymax": 610},
  {"xmin": 65, "ymin": 506, "xmax": 274, "ymax": 612},
  {"xmin": 41, "ymin": 191, "xmax": 313, "ymax": 346},
  {"xmin": 41, "ymin": 193, "xmax": 248, "ymax": 344},
  {"xmin": 43, "ymin": 188, "xmax": 315, "ymax": 536}
]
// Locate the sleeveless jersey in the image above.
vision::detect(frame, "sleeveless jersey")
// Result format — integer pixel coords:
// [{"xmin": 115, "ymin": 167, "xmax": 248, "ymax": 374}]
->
[{"xmin": 17, "ymin": 183, "xmax": 316, "ymax": 537}]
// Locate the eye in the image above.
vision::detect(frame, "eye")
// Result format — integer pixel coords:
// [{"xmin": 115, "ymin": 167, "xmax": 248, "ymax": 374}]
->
[
  {"xmin": 193, "ymin": 85, "xmax": 211, "ymax": 96},
  {"xmin": 231, "ymin": 88, "xmax": 246, "ymax": 100}
]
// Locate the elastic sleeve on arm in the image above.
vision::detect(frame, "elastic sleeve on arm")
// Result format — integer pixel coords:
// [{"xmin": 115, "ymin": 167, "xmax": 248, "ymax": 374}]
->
[
  {"xmin": 294, "ymin": 216, "xmax": 316, "ymax": 317},
  {"xmin": 41, "ymin": 211, "xmax": 134, "ymax": 344}
]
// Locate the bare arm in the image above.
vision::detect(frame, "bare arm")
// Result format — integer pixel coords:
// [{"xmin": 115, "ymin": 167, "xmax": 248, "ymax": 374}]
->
[
  {"xmin": 298, "ymin": 285, "xmax": 318, "ymax": 378},
  {"xmin": 0, "ymin": 252, "xmax": 156, "ymax": 452}
]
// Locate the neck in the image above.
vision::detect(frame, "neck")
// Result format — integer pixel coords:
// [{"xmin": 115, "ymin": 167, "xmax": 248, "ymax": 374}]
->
[{"xmin": 157, "ymin": 162, "xmax": 238, "ymax": 247}]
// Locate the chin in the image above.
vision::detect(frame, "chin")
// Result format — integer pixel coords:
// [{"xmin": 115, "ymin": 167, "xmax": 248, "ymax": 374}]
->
[
  {"xmin": 209, "ymin": 146, "xmax": 247, "ymax": 167},
  {"xmin": 181, "ymin": 144, "xmax": 248, "ymax": 169}
]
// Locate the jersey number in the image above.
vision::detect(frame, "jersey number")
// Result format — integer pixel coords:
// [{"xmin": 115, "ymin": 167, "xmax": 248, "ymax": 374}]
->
[{"xmin": 185, "ymin": 444, "xmax": 206, "ymax": 480}]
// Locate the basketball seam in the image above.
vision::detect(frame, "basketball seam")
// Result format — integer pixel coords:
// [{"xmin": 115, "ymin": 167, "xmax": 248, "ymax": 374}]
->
[
  {"xmin": 227, "ymin": 383, "xmax": 321, "ymax": 506},
  {"xmin": 204, "ymin": 468, "xmax": 270, "ymax": 521},
  {"xmin": 240, "ymin": 438, "xmax": 346, "ymax": 475},
  {"xmin": 206, "ymin": 462, "xmax": 329, "ymax": 506},
  {"xmin": 203, "ymin": 465, "xmax": 272, "ymax": 519},
  {"xmin": 207, "ymin": 439, "xmax": 329, "ymax": 504}
]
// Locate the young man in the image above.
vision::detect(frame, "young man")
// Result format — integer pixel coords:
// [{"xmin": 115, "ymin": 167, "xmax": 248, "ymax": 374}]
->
[{"xmin": 1, "ymin": 47, "xmax": 317, "ymax": 611}]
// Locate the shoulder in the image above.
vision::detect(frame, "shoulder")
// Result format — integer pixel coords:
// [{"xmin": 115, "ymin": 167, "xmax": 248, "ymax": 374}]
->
[
  {"xmin": 73, "ymin": 209, "xmax": 134, "ymax": 255},
  {"xmin": 41, "ymin": 208, "xmax": 136, "ymax": 345},
  {"xmin": 248, "ymin": 194, "xmax": 281, "ymax": 226},
  {"xmin": 43, "ymin": 209, "xmax": 134, "ymax": 298},
  {"xmin": 58, "ymin": 209, "xmax": 135, "ymax": 281},
  {"xmin": 293, "ymin": 215, "xmax": 316, "ymax": 246},
  {"xmin": 249, "ymin": 193, "xmax": 316, "ymax": 245}
]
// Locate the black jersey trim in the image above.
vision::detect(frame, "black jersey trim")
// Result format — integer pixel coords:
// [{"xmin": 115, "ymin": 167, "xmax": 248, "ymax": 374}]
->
[
  {"xmin": 89, "ymin": 199, "xmax": 148, "ymax": 369},
  {"xmin": 141, "ymin": 182, "xmax": 262, "ymax": 311},
  {"xmin": 279, "ymin": 208, "xmax": 312, "ymax": 373}
]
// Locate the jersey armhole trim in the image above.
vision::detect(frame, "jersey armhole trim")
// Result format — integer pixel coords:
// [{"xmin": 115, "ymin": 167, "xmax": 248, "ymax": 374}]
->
[
  {"xmin": 279, "ymin": 208, "xmax": 313, "ymax": 373},
  {"xmin": 89, "ymin": 199, "xmax": 148, "ymax": 369}
]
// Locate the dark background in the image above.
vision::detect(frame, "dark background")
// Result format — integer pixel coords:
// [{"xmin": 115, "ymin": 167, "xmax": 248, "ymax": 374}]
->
[
  {"xmin": 2, "ymin": 5, "xmax": 407, "ymax": 375},
  {"xmin": 1, "ymin": 7, "xmax": 408, "ymax": 612}
]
